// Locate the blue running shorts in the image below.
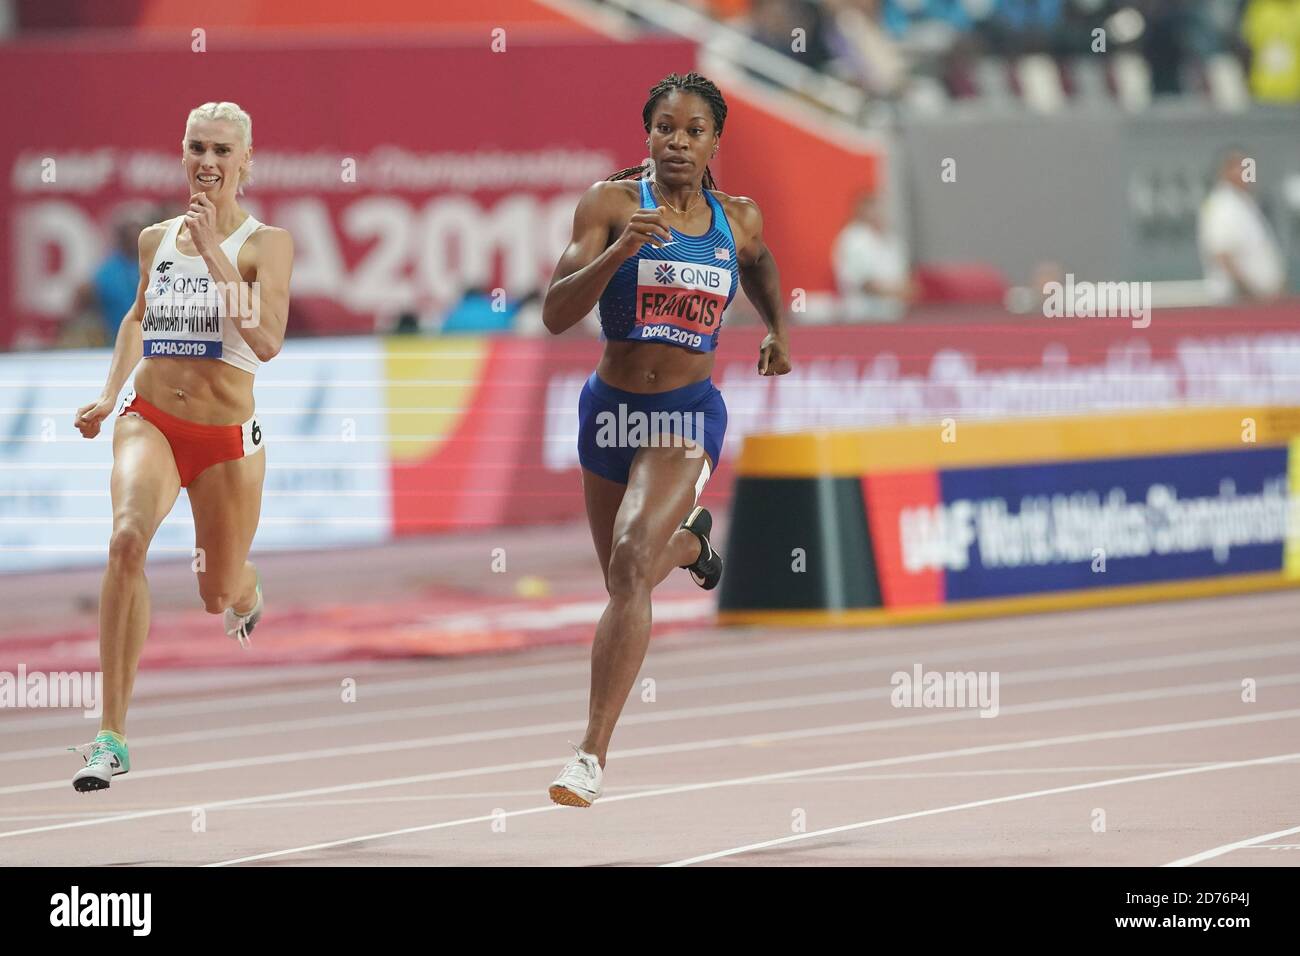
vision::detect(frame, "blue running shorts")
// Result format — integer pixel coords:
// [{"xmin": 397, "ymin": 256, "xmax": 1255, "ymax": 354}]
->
[{"xmin": 577, "ymin": 372, "xmax": 727, "ymax": 486}]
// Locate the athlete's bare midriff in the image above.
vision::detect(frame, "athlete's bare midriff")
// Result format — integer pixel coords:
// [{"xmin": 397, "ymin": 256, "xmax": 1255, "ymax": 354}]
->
[
  {"xmin": 596, "ymin": 340, "xmax": 714, "ymax": 393},
  {"xmin": 595, "ymin": 180, "xmax": 736, "ymax": 394},
  {"xmin": 133, "ymin": 357, "xmax": 254, "ymax": 424}
]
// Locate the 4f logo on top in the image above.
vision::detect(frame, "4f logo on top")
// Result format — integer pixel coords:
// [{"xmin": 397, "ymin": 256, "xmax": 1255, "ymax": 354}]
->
[{"xmin": 152, "ymin": 261, "xmax": 174, "ymax": 296}]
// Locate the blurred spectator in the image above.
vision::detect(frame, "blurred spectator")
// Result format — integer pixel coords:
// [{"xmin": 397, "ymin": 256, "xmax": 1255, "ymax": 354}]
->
[
  {"xmin": 882, "ymin": 0, "xmax": 972, "ymax": 40},
  {"xmin": 1242, "ymin": 0, "xmax": 1300, "ymax": 102},
  {"xmin": 61, "ymin": 203, "xmax": 154, "ymax": 349},
  {"xmin": 632, "ymin": 0, "xmax": 1279, "ymax": 110},
  {"xmin": 439, "ymin": 288, "xmax": 543, "ymax": 336},
  {"xmin": 881, "ymin": 0, "xmax": 980, "ymax": 99},
  {"xmin": 747, "ymin": 0, "xmax": 836, "ymax": 69},
  {"xmin": 440, "ymin": 287, "xmax": 517, "ymax": 335},
  {"xmin": 1136, "ymin": 0, "xmax": 1194, "ymax": 95},
  {"xmin": 825, "ymin": 0, "xmax": 909, "ymax": 96},
  {"xmin": 1187, "ymin": 0, "xmax": 1243, "ymax": 57},
  {"xmin": 1197, "ymin": 147, "xmax": 1286, "ymax": 302},
  {"xmin": 985, "ymin": 0, "xmax": 1064, "ymax": 56},
  {"xmin": 832, "ymin": 191, "xmax": 915, "ymax": 321},
  {"xmin": 1054, "ymin": 0, "xmax": 1114, "ymax": 56}
]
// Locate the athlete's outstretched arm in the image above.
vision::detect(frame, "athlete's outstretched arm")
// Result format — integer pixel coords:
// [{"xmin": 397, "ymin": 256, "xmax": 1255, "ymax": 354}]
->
[
  {"xmin": 732, "ymin": 198, "xmax": 791, "ymax": 376},
  {"xmin": 543, "ymin": 181, "xmax": 670, "ymax": 335},
  {"xmin": 185, "ymin": 193, "xmax": 293, "ymax": 362}
]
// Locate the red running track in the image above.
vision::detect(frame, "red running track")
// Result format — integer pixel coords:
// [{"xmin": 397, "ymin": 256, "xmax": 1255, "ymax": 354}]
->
[{"xmin": 0, "ymin": 520, "xmax": 1297, "ymax": 866}]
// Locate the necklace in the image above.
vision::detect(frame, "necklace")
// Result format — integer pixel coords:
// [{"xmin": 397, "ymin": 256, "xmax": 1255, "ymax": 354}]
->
[{"xmin": 650, "ymin": 178, "xmax": 702, "ymax": 216}]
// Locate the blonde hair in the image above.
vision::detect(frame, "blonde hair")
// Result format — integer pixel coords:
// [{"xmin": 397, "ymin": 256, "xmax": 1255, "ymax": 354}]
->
[{"xmin": 184, "ymin": 101, "xmax": 254, "ymax": 191}]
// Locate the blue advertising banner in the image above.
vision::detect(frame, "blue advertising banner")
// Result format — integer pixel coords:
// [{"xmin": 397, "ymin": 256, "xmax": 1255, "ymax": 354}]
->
[{"xmin": 934, "ymin": 448, "xmax": 1290, "ymax": 601}]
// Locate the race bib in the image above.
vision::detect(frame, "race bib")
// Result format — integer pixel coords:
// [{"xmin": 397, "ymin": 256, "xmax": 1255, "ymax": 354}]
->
[
  {"xmin": 633, "ymin": 260, "xmax": 731, "ymax": 349},
  {"xmin": 141, "ymin": 272, "xmax": 224, "ymax": 359}
]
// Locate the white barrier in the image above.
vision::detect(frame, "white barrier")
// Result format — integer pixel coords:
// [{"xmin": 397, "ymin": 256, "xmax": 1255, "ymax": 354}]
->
[{"xmin": 0, "ymin": 338, "xmax": 390, "ymax": 573}]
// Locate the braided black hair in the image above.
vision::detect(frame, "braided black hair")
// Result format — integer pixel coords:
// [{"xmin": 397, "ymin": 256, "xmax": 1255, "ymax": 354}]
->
[{"xmin": 608, "ymin": 72, "xmax": 726, "ymax": 190}]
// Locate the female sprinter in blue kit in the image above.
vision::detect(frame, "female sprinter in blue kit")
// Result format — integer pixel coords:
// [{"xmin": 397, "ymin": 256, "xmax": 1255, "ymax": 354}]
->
[{"xmin": 541, "ymin": 73, "xmax": 792, "ymax": 807}]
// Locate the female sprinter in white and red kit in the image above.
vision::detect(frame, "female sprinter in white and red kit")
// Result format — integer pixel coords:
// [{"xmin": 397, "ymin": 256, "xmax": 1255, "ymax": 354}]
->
[
  {"xmin": 70, "ymin": 102, "xmax": 293, "ymax": 792},
  {"xmin": 542, "ymin": 73, "xmax": 792, "ymax": 807}
]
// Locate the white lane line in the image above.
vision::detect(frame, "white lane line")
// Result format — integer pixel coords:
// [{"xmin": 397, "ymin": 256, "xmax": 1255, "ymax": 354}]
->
[
  {"xmin": 7, "ymin": 613, "xmax": 1289, "ymax": 764},
  {"xmin": 19, "ymin": 661, "xmax": 1300, "ymax": 814},
  {"xmin": 192, "ymin": 764, "xmax": 1244, "ymax": 810},
  {"xmin": 26, "ymin": 763, "xmax": 1250, "ymax": 822},
  {"xmin": 0, "ymin": 789, "xmax": 655, "ymax": 821},
  {"xmin": 206, "ymin": 707, "xmax": 1300, "ymax": 867},
  {"xmin": 0, "ymin": 674, "xmax": 1280, "ymax": 838},
  {"xmin": 10, "ymin": 627, "xmax": 1294, "ymax": 760},
  {"xmin": 4, "ymin": 592, "xmax": 1271, "ymax": 733},
  {"xmin": 8, "ymin": 765, "xmax": 1238, "ymax": 822},
  {"xmin": 0, "ymin": 690, "xmax": 583, "ymax": 763},
  {"xmin": 0, "ymin": 621, "xmax": 958, "ymax": 733},
  {"xmin": 120, "ymin": 662, "xmax": 403, "ymax": 697},
  {"xmin": 1164, "ymin": 824, "xmax": 1300, "ymax": 867},
  {"xmin": 662, "ymin": 750, "xmax": 1300, "ymax": 866},
  {"xmin": 783, "ymin": 763, "xmax": 1236, "ymax": 782},
  {"xmin": 7, "ymin": 639, "xmax": 1299, "ymax": 791},
  {"xmin": 16, "ymin": 764, "xmax": 1237, "ymax": 823},
  {"xmin": 1242, "ymin": 844, "xmax": 1300, "ymax": 849},
  {"xmin": 0, "ymin": 628, "xmax": 1098, "ymax": 752},
  {"xmin": 7, "ymin": 676, "xmax": 1299, "ymax": 844},
  {"xmin": 7, "ymin": 685, "xmax": 924, "ymax": 794}
]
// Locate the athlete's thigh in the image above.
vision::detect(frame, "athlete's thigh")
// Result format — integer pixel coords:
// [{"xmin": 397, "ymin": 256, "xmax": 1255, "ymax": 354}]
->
[
  {"xmin": 186, "ymin": 450, "xmax": 266, "ymax": 587},
  {"xmin": 110, "ymin": 416, "xmax": 182, "ymax": 539},
  {"xmin": 582, "ymin": 467, "xmax": 625, "ymax": 586},
  {"xmin": 612, "ymin": 444, "xmax": 706, "ymax": 556}
]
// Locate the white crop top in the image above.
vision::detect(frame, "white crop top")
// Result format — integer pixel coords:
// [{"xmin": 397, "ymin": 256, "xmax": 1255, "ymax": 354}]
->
[{"xmin": 140, "ymin": 214, "xmax": 263, "ymax": 374}]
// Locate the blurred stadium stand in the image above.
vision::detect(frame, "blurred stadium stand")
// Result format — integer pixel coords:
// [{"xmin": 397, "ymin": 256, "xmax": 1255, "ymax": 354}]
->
[
  {"xmin": 0, "ymin": 0, "xmax": 1297, "ymax": 350},
  {"xmin": 596, "ymin": 0, "xmax": 1296, "ymax": 115}
]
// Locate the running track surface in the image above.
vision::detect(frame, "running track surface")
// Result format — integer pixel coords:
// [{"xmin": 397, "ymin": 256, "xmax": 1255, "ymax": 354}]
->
[{"xmin": 1, "ymin": 517, "xmax": 1298, "ymax": 867}]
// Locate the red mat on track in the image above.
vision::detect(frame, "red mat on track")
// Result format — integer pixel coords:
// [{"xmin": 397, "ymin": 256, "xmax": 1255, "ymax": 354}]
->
[{"xmin": 2, "ymin": 586, "xmax": 714, "ymax": 672}]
